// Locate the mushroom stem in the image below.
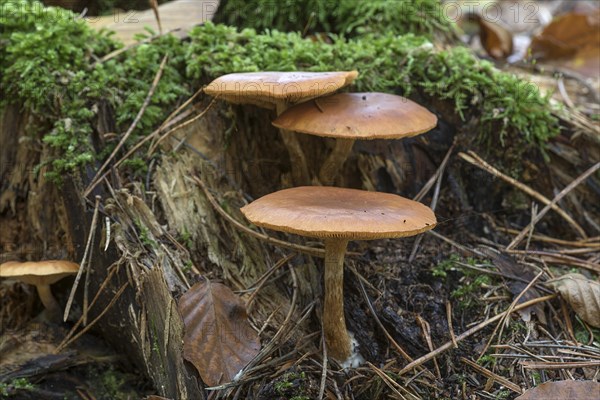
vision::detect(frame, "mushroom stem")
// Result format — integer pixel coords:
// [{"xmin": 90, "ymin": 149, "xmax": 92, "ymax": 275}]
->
[
  {"xmin": 319, "ymin": 138, "xmax": 355, "ymax": 186},
  {"xmin": 276, "ymin": 102, "xmax": 310, "ymax": 185},
  {"xmin": 323, "ymin": 238, "xmax": 352, "ymax": 361},
  {"xmin": 36, "ymin": 284, "xmax": 61, "ymax": 316}
]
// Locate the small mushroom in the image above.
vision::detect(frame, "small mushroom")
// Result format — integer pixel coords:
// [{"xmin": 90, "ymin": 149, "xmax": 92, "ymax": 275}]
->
[
  {"xmin": 273, "ymin": 92, "xmax": 437, "ymax": 185},
  {"xmin": 241, "ymin": 186, "xmax": 436, "ymax": 362},
  {"xmin": 204, "ymin": 71, "xmax": 358, "ymax": 185},
  {"xmin": 0, "ymin": 260, "xmax": 79, "ymax": 317}
]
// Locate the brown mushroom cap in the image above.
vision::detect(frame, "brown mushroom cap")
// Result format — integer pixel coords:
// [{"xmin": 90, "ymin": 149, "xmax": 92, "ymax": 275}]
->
[
  {"xmin": 272, "ymin": 92, "xmax": 438, "ymax": 139},
  {"xmin": 240, "ymin": 186, "xmax": 436, "ymax": 240},
  {"xmin": 0, "ymin": 260, "xmax": 79, "ymax": 286},
  {"xmin": 204, "ymin": 71, "xmax": 358, "ymax": 108}
]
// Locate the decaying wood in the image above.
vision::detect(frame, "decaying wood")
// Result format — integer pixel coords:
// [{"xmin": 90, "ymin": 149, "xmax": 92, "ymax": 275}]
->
[{"xmin": 141, "ymin": 268, "xmax": 201, "ymax": 397}]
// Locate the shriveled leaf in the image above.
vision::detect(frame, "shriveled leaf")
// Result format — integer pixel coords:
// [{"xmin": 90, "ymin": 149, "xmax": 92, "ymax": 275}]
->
[
  {"xmin": 529, "ymin": 10, "xmax": 600, "ymax": 78},
  {"xmin": 178, "ymin": 279, "xmax": 260, "ymax": 386},
  {"xmin": 481, "ymin": 248, "xmax": 545, "ymax": 323},
  {"xmin": 562, "ymin": 45, "xmax": 600, "ymax": 79},
  {"xmin": 516, "ymin": 380, "xmax": 600, "ymax": 399},
  {"xmin": 530, "ymin": 11, "xmax": 599, "ymax": 59},
  {"xmin": 548, "ymin": 273, "xmax": 600, "ymax": 328},
  {"xmin": 476, "ymin": 16, "xmax": 513, "ymax": 60}
]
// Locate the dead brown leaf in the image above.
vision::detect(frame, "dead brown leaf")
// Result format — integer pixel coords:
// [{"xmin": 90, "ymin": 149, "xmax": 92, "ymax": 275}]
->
[
  {"xmin": 529, "ymin": 10, "xmax": 600, "ymax": 78},
  {"xmin": 516, "ymin": 380, "xmax": 600, "ymax": 399},
  {"xmin": 547, "ymin": 273, "xmax": 600, "ymax": 328},
  {"xmin": 476, "ymin": 15, "xmax": 514, "ymax": 60},
  {"xmin": 178, "ymin": 279, "xmax": 261, "ymax": 386},
  {"xmin": 480, "ymin": 248, "xmax": 545, "ymax": 324}
]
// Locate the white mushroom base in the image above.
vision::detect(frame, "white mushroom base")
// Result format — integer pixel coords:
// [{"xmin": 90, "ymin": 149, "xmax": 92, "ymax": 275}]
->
[{"xmin": 340, "ymin": 332, "xmax": 365, "ymax": 369}]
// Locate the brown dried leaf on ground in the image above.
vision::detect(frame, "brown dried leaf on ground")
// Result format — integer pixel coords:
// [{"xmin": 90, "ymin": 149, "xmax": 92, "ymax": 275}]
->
[
  {"xmin": 177, "ymin": 279, "xmax": 261, "ymax": 386},
  {"xmin": 516, "ymin": 380, "xmax": 600, "ymax": 399},
  {"xmin": 475, "ymin": 15, "xmax": 514, "ymax": 60},
  {"xmin": 529, "ymin": 10, "xmax": 600, "ymax": 78},
  {"xmin": 480, "ymin": 248, "xmax": 545, "ymax": 323},
  {"xmin": 547, "ymin": 273, "xmax": 600, "ymax": 328}
]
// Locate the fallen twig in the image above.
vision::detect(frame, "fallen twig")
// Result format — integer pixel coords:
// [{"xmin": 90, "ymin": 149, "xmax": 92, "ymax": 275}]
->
[
  {"xmin": 318, "ymin": 327, "xmax": 328, "ymax": 400},
  {"xmin": 520, "ymin": 360, "xmax": 600, "ymax": 369},
  {"xmin": 84, "ymin": 55, "xmax": 169, "ymax": 197},
  {"xmin": 58, "ymin": 280, "xmax": 129, "ymax": 351},
  {"xmin": 367, "ymin": 362, "xmax": 420, "ymax": 400},
  {"xmin": 506, "ymin": 162, "xmax": 600, "ymax": 250},
  {"xmin": 354, "ymin": 271, "xmax": 414, "ymax": 363},
  {"xmin": 410, "ymin": 142, "xmax": 455, "ymax": 261},
  {"xmin": 64, "ymin": 195, "xmax": 101, "ymax": 322},
  {"xmin": 58, "ymin": 263, "xmax": 121, "ymax": 351},
  {"xmin": 147, "ymin": 97, "xmax": 217, "ymax": 155},
  {"xmin": 416, "ymin": 316, "xmax": 441, "ymax": 379},
  {"xmin": 478, "ymin": 271, "xmax": 544, "ymax": 359},
  {"xmin": 87, "ymin": 94, "xmax": 212, "ymax": 196},
  {"xmin": 446, "ymin": 301, "xmax": 458, "ymax": 348},
  {"xmin": 459, "ymin": 151, "xmax": 586, "ymax": 238},
  {"xmin": 398, "ymin": 294, "xmax": 557, "ymax": 375},
  {"xmin": 506, "ymin": 249, "xmax": 600, "ymax": 273},
  {"xmin": 147, "ymin": 86, "xmax": 206, "ymax": 154},
  {"xmin": 498, "ymin": 229, "xmax": 600, "ymax": 249},
  {"xmin": 97, "ymin": 27, "xmax": 182, "ymax": 64},
  {"xmin": 461, "ymin": 357, "xmax": 522, "ymax": 394},
  {"xmin": 413, "ymin": 140, "xmax": 455, "ymax": 203},
  {"xmin": 246, "ymin": 254, "xmax": 295, "ymax": 312},
  {"xmin": 148, "ymin": 0, "xmax": 162, "ymax": 34}
]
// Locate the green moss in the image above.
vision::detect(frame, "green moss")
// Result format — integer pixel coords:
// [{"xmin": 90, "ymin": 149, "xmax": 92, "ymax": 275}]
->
[
  {"xmin": 1, "ymin": 0, "xmax": 189, "ymax": 181},
  {"xmin": 272, "ymin": 371, "xmax": 309, "ymax": 399},
  {"xmin": 0, "ymin": 378, "xmax": 34, "ymax": 398},
  {"xmin": 213, "ymin": 0, "xmax": 457, "ymax": 40},
  {"xmin": 186, "ymin": 23, "xmax": 558, "ymax": 150},
  {"xmin": 433, "ymin": 254, "xmax": 495, "ymax": 310},
  {"xmin": 1, "ymin": 2, "xmax": 558, "ymax": 180},
  {"xmin": 1, "ymin": 1, "xmax": 116, "ymax": 112},
  {"xmin": 135, "ymin": 218, "xmax": 158, "ymax": 249}
]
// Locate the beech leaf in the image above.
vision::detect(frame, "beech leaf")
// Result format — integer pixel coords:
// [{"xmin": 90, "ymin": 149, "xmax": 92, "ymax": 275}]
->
[
  {"xmin": 516, "ymin": 380, "xmax": 600, "ymax": 399},
  {"xmin": 476, "ymin": 16, "xmax": 513, "ymax": 60},
  {"xmin": 547, "ymin": 273, "xmax": 600, "ymax": 328},
  {"xmin": 481, "ymin": 248, "xmax": 545, "ymax": 324},
  {"xmin": 529, "ymin": 10, "xmax": 600, "ymax": 78},
  {"xmin": 178, "ymin": 279, "xmax": 261, "ymax": 386}
]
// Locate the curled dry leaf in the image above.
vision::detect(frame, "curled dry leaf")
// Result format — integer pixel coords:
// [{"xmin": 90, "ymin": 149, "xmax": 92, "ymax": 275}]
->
[
  {"xmin": 547, "ymin": 273, "xmax": 600, "ymax": 328},
  {"xmin": 476, "ymin": 15, "xmax": 514, "ymax": 60},
  {"xmin": 516, "ymin": 380, "xmax": 600, "ymax": 399},
  {"xmin": 178, "ymin": 279, "xmax": 261, "ymax": 386},
  {"xmin": 480, "ymin": 248, "xmax": 545, "ymax": 324},
  {"xmin": 529, "ymin": 10, "xmax": 600, "ymax": 78}
]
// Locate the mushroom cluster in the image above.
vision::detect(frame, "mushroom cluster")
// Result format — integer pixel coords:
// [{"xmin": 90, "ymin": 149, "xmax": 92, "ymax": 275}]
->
[
  {"xmin": 205, "ymin": 71, "xmax": 358, "ymax": 186},
  {"xmin": 205, "ymin": 71, "xmax": 438, "ymax": 364}
]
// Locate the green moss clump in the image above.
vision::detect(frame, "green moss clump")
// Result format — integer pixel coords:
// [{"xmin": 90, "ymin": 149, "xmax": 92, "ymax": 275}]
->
[
  {"xmin": 186, "ymin": 23, "xmax": 558, "ymax": 148},
  {"xmin": 1, "ymin": 0, "xmax": 116, "ymax": 112},
  {"xmin": 1, "ymin": 2, "xmax": 558, "ymax": 179},
  {"xmin": 1, "ymin": 0, "xmax": 189, "ymax": 180},
  {"xmin": 213, "ymin": 0, "xmax": 457, "ymax": 40}
]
